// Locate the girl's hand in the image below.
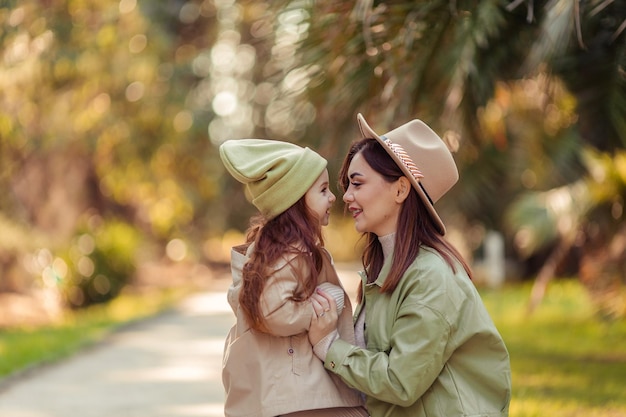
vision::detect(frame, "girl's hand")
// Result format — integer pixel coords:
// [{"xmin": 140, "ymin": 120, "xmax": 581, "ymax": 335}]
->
[{"xmin": 309, "ymin": 288, "xmax": 339, "ymax": 346}]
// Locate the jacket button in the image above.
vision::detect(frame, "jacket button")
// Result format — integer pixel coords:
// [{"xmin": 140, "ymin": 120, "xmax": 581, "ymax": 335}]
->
[
  {"xmin": 288, "ymin": 348, "xmax": 294, "ymax": 355},
  {"xmin": 330, "ymin": 361, "xmax": 336, "ymax": 368}
]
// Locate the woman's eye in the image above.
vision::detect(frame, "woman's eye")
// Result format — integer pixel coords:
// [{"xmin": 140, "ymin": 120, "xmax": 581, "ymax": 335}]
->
[{"xmin": 351, "ymin": 182, "xmax": 361, "ymax": 187}]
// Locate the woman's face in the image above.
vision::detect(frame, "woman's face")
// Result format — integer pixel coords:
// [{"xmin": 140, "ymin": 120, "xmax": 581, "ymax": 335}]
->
[
  {"xmin": 342, "ymin": 152, "xmax": 404, "ymax": 236},
  {"xmin": 304, "ymin": 169, "xmax": 336, "ymax": 226}
]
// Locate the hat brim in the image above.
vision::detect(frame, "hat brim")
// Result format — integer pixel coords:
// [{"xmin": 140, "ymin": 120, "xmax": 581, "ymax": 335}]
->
[{"xmin": 357, "ymin": 113, "xmax": 446, "ymax": 235}]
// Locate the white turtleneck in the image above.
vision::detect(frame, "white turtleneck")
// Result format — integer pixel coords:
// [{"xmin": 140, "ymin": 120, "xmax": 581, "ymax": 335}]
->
[{"xmin": 378, "ymin": 232, "xmax": 396, "ymax": 261}]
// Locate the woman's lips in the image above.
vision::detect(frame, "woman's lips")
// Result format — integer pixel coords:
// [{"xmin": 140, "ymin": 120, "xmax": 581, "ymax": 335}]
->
[{"xmin": 349, "ymin": 207, "xmax": 362, "ymax": 218}]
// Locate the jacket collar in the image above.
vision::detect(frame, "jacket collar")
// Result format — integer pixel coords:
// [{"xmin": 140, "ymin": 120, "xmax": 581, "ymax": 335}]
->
[{"xmin": 359, "ymin": 249, "xmax": 395, "ymax": 289}]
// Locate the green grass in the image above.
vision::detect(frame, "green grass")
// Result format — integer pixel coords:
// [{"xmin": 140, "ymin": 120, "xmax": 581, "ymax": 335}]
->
[
  {"xmin": 0, "ymin": 288, "xmax": 188, "ymax": 379},
  {"xmin": 481, "ymin": 280, "xmax": 626, "ymax": 417}
]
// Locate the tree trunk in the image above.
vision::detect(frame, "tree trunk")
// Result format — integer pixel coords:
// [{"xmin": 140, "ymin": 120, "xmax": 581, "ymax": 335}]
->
[{"xmin": 527, "ymin": 237, "xmax": 573, "ymax": 315}]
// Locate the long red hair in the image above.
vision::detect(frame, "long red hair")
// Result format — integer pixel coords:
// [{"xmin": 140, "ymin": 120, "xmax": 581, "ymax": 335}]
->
[
  {"xmin": 339, "ymin": 138, "xmax": 472, "ymax": 296},
  {"xmin": 240, "ymin": 197, "xmax": 323, "ymax": 332}
]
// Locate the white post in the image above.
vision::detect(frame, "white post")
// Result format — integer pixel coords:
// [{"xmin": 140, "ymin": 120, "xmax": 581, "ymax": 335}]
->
[{"xmin": 484, "ymin": 230, "xmax": 505, "ymax": 288}]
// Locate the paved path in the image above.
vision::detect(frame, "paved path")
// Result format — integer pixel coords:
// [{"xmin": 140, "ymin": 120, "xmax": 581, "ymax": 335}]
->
[{"xmin": 0, "ymin": 289, "xmax": 235, "ymax": 417}]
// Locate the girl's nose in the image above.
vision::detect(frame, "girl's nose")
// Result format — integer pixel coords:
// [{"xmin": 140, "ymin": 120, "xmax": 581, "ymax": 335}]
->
[{"xmin": 330, "ymin": 192, "xmax": 336, "ymax": 203}]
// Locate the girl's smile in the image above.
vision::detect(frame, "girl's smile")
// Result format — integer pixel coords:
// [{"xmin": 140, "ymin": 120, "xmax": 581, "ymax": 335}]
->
[{"xmin": 305, "ymin": 169, "xmax": 336, "ymax": 226}]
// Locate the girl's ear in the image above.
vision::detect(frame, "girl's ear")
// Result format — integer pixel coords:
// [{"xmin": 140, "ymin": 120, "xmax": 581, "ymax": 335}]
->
[{"xmin": 394, "ymin": 176, "xmax": 411, "ymax": 203}]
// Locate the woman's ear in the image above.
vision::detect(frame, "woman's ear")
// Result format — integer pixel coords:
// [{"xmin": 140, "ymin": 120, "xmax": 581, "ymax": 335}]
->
[{"xmin": 394, "ymin": 177, "xmax": 411, "ymax": 203}]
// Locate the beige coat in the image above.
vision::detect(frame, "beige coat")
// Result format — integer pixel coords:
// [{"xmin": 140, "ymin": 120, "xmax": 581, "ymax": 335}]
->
[{"xmin": 222, "ymin": 243, "xmax": 363, "ymax": 417}]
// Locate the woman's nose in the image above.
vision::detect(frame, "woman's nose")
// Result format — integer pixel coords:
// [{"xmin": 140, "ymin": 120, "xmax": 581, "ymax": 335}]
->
[{"xmin": 343, "ymin": 191, "xmax": 353, "ymax": 203}]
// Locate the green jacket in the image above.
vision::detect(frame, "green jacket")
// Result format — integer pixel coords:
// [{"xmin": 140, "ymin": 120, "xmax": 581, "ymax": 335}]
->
[{"xmin": 324, "ymin": 246, "xmax": 511, "ymax": 417}]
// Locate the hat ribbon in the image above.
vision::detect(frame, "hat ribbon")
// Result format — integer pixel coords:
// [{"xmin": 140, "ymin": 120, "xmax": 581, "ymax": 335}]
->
[
  {"xmin": 381, "ymin": 135, "xmax": 435, "ymax": 205},
  {"xmin": 380, "ymin": 135, "xmax": 424, "ymax": 181}
]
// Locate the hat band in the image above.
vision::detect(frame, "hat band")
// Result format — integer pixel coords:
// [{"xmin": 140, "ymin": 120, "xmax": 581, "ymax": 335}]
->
[
  {"xmin": 380, "ymin": 135, "xmax": 434, "ymax": 205},
  {"xmin": 380, "ymin": 135, "xmax": 424, "ymax": 181}
]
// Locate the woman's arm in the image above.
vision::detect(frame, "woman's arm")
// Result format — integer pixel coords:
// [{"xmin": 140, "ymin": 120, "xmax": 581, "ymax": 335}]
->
[{"xmin": 325, "ymin": 303, "xmax": 450, "ymax": 406}]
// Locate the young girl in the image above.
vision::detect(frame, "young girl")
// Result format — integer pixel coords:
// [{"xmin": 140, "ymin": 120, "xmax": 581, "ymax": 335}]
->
[
  {"xmin": 219, "ymin": 139, "xmax": 367, "ymax": 417},
  {"xmin": 308, "ymin": 114, "xmax": 511, "ymax": 417}
]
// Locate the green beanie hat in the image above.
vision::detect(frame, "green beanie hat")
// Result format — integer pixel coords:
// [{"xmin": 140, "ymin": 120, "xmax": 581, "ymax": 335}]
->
[{"xmin": 219, "ymin": 139, "xmax": 327, "ymax": 219}]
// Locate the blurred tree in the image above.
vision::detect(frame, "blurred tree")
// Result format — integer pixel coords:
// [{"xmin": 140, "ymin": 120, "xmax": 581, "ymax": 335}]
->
[
  {"xmin": 0, "ymin": 0, "xmax": 223, "ymax": 307},
  {"xmin": 1, "ymin": 0, "xmax": 624, "ymax": 315},
  {"xmin": 255, "ymin": 0, "xmax": 625, "ymax": 315}
]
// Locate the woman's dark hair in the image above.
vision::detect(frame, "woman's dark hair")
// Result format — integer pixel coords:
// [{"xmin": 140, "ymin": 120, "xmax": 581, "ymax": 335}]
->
[
  {"xmin": 339, "ymin": 138, "xmax": 472, "ymax": 294},
  {"xmin": 240, "ymin": 197, "xmax": 323, "ymax": 332}
]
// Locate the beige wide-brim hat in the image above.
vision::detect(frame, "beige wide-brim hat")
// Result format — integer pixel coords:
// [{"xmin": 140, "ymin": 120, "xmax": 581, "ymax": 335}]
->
[{"xmin": 356, "ymin": 113, "xmax": 458, "ymax": 235}]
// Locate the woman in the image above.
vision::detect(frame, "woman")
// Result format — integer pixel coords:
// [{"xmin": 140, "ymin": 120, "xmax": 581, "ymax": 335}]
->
[
  {"xmin": 219, "ymin": 139, "xmax": 367, "ymax": 417},
  {"xmin": 308, "ymin": 114, "xmax": 512, "ymax": 417}
]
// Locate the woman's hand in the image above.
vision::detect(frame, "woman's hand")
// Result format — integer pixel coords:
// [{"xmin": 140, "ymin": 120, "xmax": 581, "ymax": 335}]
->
[{"xmin": 309, "ymin": 288, "xmax": 339, "ymax": 346}]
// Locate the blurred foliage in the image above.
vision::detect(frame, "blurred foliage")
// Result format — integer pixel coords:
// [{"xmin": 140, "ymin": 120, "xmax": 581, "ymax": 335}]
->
[
  {"xmin": 60, "ymin": 216, "xmax": 142, "ymax": 308},
  {"xmin": 255, "ymin": 0, "xmax": 626, "ymax": 316},
  {"xmin": 0, "ymin": 0, "xmax": 625, "ymax": 316},
  {"xmin": 0, "ymin": 0, "xmax": 225, "ymax": 237},
  {"xmin": 257, "ymin": 0, "xmax": 624, "ymax": 231},
  {"xmin": 0, "ymin": 0, "xmax": 224, "ymax": 308}
]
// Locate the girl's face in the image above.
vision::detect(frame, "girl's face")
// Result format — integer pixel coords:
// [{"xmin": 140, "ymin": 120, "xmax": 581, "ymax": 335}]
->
[
  {"xmin": 304, "ymin": 169, "xmax": 336, "ymax": 226},
  {"xmin": 343, "ymin": 152, "xmax": 405, "ymax": 236}
]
